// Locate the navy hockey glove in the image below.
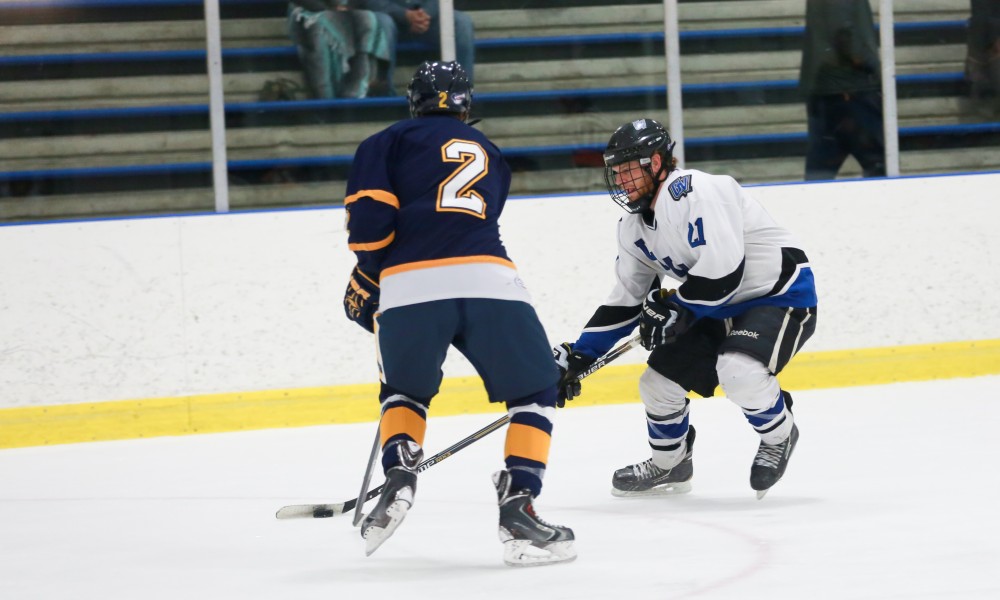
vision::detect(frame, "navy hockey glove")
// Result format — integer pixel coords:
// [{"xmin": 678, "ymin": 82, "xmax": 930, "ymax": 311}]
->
[
  {"xmin": 343, "ymin": 266, "xmax": 379, "ymax": 333},
  {"xmin": 552, "ymin": 342, "xmax": 596, "ymax": 407},
  {"xmin": 639, "ymin": 289, "xmax": 693, "ymax": 350}
]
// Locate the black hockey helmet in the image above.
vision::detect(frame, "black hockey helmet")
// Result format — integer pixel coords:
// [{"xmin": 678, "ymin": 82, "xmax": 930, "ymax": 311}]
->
[
  {"xmin": 407, "ymin": 60, "xmax": 473, "ymax": 119},
  {"xmin": 603, "ymin": 118, "xmax": 676, "ymax": 213}
]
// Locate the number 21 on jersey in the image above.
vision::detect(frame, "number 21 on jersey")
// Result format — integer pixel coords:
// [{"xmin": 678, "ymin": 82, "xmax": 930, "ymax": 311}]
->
[{"xmin": 437, "ymin": 139, "xmax": 488, "ymax": 218}]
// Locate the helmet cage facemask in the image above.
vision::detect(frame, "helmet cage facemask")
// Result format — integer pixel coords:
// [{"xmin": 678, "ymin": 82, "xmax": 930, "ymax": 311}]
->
[{"xmin": 604, "ymin": 154, "xmax": 668, "ymax": 214}]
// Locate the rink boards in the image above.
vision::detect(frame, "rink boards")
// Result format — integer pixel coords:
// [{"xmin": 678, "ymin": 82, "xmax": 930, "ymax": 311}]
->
[{"xmin": 3, "ymin": 172, "xmax": 1000, "ymax": 447}]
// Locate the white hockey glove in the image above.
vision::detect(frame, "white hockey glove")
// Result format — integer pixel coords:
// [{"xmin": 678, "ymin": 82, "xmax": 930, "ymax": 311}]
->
[{"xmin": 639, "ymin": 289, "xmax": 693, "ymax": 350}]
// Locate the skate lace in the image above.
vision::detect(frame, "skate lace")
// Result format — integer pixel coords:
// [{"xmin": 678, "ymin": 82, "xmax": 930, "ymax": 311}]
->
[
  {"xmin": 632, "ymin": 459, "xmax": 664, "ymax": 479},
  {"xmin": 754, "ymin": 440, "xmax": 786, "ymax": 469},
  {"xmin": 524, "ymin": 500, "xmax": 560, "ymax": 529}
]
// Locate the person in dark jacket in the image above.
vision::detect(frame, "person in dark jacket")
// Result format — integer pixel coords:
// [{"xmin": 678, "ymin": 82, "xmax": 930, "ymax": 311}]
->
[
  {"xmin": 965, "ymin": 0, "xmax": 1000, "ymax": 116},
  {"xmin": 799, "ymin": 0, "xmax": 886, "ymax": 180}
]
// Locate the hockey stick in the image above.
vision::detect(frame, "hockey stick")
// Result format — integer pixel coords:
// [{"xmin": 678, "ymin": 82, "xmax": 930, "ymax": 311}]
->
[
  {"xmin": 275, "ymin": 414, "xmax": 511, "ymax": 520},
  {"xmin": 275, "ymin": 333, "xmax": 642, "ymax": 520},
  {"xmin": 351, "ymin": 425, "xmax": 382, "ymax": 526},
  {"xmin": 569, "ymin": 333, "xmax": 642, "ymax": 382}
]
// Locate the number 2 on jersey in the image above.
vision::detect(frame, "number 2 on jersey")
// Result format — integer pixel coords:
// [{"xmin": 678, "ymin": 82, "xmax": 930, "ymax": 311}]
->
[{"xmin": 437, "ymin": 139, "xmax": 488, "ymax": 218}]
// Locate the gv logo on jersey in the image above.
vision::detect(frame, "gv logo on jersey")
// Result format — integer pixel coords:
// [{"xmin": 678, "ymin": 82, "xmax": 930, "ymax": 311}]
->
[
  {"xmin": 668, "ymin": 174, "xmax": 693, "ymax": 201},
  {"xmin": 634, "ymin": 239, "xmax": 690, "ymax": 278}
]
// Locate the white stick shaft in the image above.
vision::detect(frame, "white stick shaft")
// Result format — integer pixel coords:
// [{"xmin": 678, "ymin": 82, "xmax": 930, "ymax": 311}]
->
[{"xmin": 352, "ymin": 424, "xmax": 382, "ymax": 526}]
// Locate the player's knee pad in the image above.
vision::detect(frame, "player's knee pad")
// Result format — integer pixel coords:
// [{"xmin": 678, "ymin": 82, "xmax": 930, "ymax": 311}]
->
[
  {"xmin": 716, "ymin": 351, "xmax": 780, "ymax": 412},
  {"xmin": 639, "ymin": 367, "xmax": 688, "ymax": 416}
]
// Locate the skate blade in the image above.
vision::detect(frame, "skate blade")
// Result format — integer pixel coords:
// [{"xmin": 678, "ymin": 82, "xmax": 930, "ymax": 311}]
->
[
  {"xmin": 755, "ymin": 489, "xmax": 768, "ymax": 500},
  {"xmin": 362, "ymin": 500, "xmax": 410, "ymax": 556},
  {"xmin": 610, "ymin": 480, "xmax": 692, "ymax": 498},
  {"xmin": 502, "ymin": 540, "xmax": 577, "ymax": 568}
]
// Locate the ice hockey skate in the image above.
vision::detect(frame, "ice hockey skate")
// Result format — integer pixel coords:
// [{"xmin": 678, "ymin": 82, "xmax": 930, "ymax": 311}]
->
[
  {"xmin": 493, "ymin": 470, "xmax": 576, "ymax": 567},
  {"xmin": 749, "ymin": 392, "xmax": 798, "ymax": 499},
  {"xmin": 750, "ymin": 422, "xmax": 798, "ymax": 499},
  {"xmin": 611, "ymin": 426, "xmax": 695, "ymax": 497},
  {"xmin": 361, "ymin": 441, "xmax": 422, "ymax": 556}
]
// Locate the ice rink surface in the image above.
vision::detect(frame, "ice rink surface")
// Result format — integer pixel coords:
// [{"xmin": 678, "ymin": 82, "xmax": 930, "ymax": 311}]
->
[{"xmin": 2, "ymin": 376, "xmax": 998, "ymax": 600}]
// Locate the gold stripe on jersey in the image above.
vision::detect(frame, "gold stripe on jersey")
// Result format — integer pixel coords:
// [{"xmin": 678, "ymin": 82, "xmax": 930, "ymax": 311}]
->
[
  {"xmin": 349, "ymin": 231, "xmax": 395, "ymax": 252},
  {"xmin": 504, "ymin": 422, "xmax": 552, "ymax": 464},
  {"xmin": 354, "ymin": 267, "xmax": 379, "ymax": 288},
  {"xmin": 345, "ymin": 189, "xmax": 400, "ymax": 208},
  {"xmin": 379, "ymin": 405, "xmax": 427, "ymax": 447},
  {"xmin": 382, "ymin": 255, "xmax": 516, "ymax": 278}
]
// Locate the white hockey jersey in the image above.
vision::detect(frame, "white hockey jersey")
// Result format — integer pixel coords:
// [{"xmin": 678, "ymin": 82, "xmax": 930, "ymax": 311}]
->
[{"xmin": 573, "ymin": 168, "xmax": 817, "ymax": 359}]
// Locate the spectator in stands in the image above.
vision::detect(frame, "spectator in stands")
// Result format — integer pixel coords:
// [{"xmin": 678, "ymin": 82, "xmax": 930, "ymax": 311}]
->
[
  {"xmin": 356, "ymin": 0, "xmax": 475, "ymax": 95},
  {"xmin": 965, "ymin": 0, "xmax": 1000, "ymax": 117},
  {"xmin": 288, "ymin": 0, "xmax": 392, "ymax": 99},
  {"xmin": 799, "ymin": 0, "xmax": 886, "ymax": 180}
]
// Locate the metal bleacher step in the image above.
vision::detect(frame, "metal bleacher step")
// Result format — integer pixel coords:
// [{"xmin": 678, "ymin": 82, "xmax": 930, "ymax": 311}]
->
[
  {"xmin": 0, "ymin": 0, "xmax": 970, "ymax": 54},
  {"xmin": 0, "ymin": 19, "xmax": 289, "ymax": 56},
  {"xmin": 3, "ymin": 142, "xmax": 993, "ymax": 223},
  {"xmin": 0, "ymin": 71, "xmax": 292, "ymax": 112},
  {"xmin": 0, "ymin": 39, "xmax": 968, "ymax": 113},
  {"xmin": 0, "ymin": 92, "xmax": 980, "ymax": 173}
]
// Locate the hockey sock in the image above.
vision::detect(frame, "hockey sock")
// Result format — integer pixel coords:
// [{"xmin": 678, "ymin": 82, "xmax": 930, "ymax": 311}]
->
[
  {"xmin": 637, "ymin": 368, "xmax": 691, "ymax": 469},
  {"xmin": 742, "ymin": 391, "xmax": 792, "ymax": 445},
  {"xmin": 717, "ymin": 352, "xmax": 792, "ymax": 444},
  {"xmin": 378, "ymin": 388, "xmax": 430, "ymax": 472},
  {"xmin": 647, "ymin": 399, "xmax": 691, "ymax": 469},
  {"xmin": 503, "ymin": 387, "xmax": 557, "ymax": 497}
]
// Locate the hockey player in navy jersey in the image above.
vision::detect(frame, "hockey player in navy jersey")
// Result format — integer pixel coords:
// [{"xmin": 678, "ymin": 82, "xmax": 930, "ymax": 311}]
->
[
  {"xmin": 554, "ymin": 118, "xmax": 818, "ymax": 499},
  {"xmin": 342, "ymin": 61, "xmax": 575, "ymax": 566}
]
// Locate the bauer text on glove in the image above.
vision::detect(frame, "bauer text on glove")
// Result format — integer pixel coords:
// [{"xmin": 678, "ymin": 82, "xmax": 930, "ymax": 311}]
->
[{"xmin": 638, "ymin": 289, "xmax": 693, "ymax": 350}]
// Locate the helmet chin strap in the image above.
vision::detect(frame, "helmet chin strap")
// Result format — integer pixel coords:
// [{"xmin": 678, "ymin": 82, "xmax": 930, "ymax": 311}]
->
[{"xmin": 636, "ymin": 158, "xmax": 667, "ymax": 212}]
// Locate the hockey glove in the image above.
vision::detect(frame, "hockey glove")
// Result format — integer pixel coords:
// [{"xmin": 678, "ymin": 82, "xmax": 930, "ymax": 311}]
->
[
  {"xmin": 343, "ymin": 266, "xmax": 380, "ymax": 333},
  {"xmin": 552, "ymin": 342, "xmax": 597, "ymax": 407},
  {"xmin": 639, "ymin": 289, "xmax": 693, "ymax": 350}
]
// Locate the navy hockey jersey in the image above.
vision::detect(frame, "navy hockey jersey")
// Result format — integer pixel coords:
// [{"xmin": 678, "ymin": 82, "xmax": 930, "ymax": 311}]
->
[{"xmin": 345, "ymin": 115, "xmax": 531, "ymax": 310}]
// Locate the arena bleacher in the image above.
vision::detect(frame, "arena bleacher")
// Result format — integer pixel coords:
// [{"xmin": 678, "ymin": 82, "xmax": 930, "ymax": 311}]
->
[{"xmin": 1, "ymin": 0, "xmax": 996, "ymax": 222}]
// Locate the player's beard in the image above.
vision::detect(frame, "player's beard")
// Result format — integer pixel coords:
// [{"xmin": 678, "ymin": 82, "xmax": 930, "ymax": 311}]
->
[{"xmin": 627, "ymin": 172, "xmax": 655, "ymax": 203}]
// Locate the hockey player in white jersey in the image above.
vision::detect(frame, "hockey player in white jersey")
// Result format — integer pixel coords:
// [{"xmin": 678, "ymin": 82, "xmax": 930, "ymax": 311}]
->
[{"xmin": 554, "ymin": 118, "xmax": 817, "ymax": 499}]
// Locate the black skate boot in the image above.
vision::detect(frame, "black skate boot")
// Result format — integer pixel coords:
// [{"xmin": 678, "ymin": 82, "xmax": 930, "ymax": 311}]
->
[
  {"xmin": 611, "ymin": 426, "xmax": 695, "ymax": 497},
  {"xmin": 750, "ymin": 392, "xmax": 798, "ymax": 499},
  {"xmin": 361, "ymin": 440, "xmax": 423, "ymax": 556},
  {"xmin": 493, "ymin": 470, "xmax": 576, "ymax": 567}
]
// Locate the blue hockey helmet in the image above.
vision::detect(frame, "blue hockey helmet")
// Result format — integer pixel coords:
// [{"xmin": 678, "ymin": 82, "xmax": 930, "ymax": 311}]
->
[
  {"xmin": 603, "ymin": 118, "xmax": 676, "ymax": 214},
  {"xmin": 407, "ymin": 61, "xmax": 473, "ymax": 119}
]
